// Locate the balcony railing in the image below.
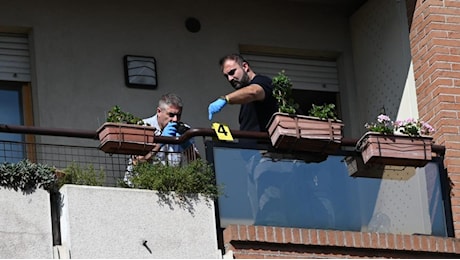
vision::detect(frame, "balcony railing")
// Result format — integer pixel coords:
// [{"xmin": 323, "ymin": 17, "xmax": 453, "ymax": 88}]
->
[{"xmin": 0, "ymin": 123, "xmax": 452, "ymax": 238}]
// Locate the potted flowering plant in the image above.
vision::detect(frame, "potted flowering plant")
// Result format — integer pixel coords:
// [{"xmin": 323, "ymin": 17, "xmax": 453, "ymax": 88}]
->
[
  {"xmin": 97, "ymin": 105, "xmax": 156, "ymax": 155},
  {"xmin": 266, "ymin": 70, "xmax": 344, "ymax": 154},
  {"xmin": 356, "ymin": 113, "xmax": 435, "ymax": 167}
]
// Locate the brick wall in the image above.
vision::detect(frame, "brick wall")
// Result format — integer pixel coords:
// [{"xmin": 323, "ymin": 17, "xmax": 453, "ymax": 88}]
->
[
  {"xmin": 408, "ymin": 0, "xmax": 460, "ymax": 238},
  {"xmin": 223, "ymin": 225, "xmax": 460, "ymax": 258}
]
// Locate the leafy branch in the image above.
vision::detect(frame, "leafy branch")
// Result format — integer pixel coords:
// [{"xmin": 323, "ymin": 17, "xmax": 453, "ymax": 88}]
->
[{"xmin": 106, "ymin": 105, "xmax": 145, "ymax": 125}]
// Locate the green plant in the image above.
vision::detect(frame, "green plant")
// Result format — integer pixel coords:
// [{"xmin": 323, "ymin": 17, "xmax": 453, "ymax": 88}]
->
[
  {"xmin": 272, "ymin": 70, "xmax": 339, "ymax": 120},
  {"xmin": 308, "ymin": 103, "xmax": 339, "ymax": 120},
  {"xmin": 129, "ymin": 159, "xmax": 222, "ymax": 201},
  {"xmin": 272, "ymin": 70, "xmax": 299, "ymax": 114},
  {"xmin": 0, "ymin": 159, "xmax": 57, "ymax": 193},
  {"xmin": 106, "ymin": 105, "xmax": 145, "ymax": 125},
  {"xmin": 56, "ymin": 162, "xmax": 105, "ymax": 188}
]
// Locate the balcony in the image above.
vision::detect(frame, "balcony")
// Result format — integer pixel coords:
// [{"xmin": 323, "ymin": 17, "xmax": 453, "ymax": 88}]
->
[{"xmin": 0, "ymin": 124, "xmax": 454, "ymax": 258}]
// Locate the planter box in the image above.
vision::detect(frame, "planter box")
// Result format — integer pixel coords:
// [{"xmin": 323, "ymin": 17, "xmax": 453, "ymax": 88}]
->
[
  {"xmin": 59, "ymin": 185, "xmax": 221, "ymax": 259},
  {"xmin": 266, "ymin": 112, "xmax": 344, "ymax": 154},
  {"xmin": 97, "ymin": 122, "xmax": 156, "ymax": 155},
  {"xmin": 356, "ymin": 132, "xmax": 433, "ymax": 167},
  {"xmin": 345, "ymin": 155, "xmax": 416, "ymax": 179}
]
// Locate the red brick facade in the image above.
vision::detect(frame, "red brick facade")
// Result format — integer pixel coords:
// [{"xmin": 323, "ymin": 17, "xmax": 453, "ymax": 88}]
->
[
  {"xmin": 224, "ymin": 225, "xmax": 460, "ymax": 258},
  {"xmin": 222, "ymin": 0, "xmax": 460, "ymax": 258},
  {"xmin": 408, "ymin": 0, "xmax": 460, "ymax": 238}
]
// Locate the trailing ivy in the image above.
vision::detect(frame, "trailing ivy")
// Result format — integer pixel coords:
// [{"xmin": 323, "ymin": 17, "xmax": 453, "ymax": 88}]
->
[{"xmin": 0, "ymin": 159, "xmax": 57, "ymax": 193}]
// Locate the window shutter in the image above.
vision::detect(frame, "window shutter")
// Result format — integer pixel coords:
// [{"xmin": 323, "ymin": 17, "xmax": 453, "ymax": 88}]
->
[
  {"xmin": 243, "ymin": 54, "xmax": 339, "ymax": 92},
  {"xmin": 0, "ymin": 33, "xmax": 31, "ymax": 82}
]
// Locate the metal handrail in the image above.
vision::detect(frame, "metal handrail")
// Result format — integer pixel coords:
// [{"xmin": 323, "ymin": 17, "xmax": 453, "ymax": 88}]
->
[{"xmin": 0, "ymin": 123, "xmax": 445, "ymax": 155}]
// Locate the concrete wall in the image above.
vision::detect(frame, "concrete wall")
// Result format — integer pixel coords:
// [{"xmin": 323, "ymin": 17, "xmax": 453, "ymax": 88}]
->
[
  {"xmin": 0, "ymin": 185, "xmax": 220, "ymax": 259},
  {"xmin": 0, "ymin": 188, "xmax": 53, "ymax": 259},
  {"xmin": 0, "ymin": 0, "xmax": 359, "ymax": 153},
  {"xmin": 59, "ymin": 184, "xmax": 220, "ymax": 258}
]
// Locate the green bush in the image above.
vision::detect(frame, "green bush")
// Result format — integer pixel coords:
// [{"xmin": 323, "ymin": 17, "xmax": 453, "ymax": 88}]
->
[
  {"xmin": 129, "ymin": 159, "xmax": 222, "ymax": 201},
  {"xmin": 57, "ymin": 162, "xmax": 105, "ymax": 188},
  {"xmin": 0, "ymin": 159, "xmax": 56, "ymax": 193}
]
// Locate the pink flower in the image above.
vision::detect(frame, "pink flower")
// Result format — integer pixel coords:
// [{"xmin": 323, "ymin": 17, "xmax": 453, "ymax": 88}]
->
[
  {"xmin": 366, "ymin": 114, "xmax": 435, "ymax": 137},
  {"xmin": 377, "ymin": 114, "xmax": 391, "ymax": 123}
]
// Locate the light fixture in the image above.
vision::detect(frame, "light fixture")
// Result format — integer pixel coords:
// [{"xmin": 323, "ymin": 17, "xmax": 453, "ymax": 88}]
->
[
  {"xmin": 123, "ymin": 55, "xmax": 157, "ymax": 89},
  {"xmin": 185, "ymin": 17, "xmax": 201, "ymax": 33}
]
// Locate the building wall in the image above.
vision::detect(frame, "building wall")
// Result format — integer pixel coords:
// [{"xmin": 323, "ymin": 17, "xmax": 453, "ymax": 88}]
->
[
  {"xmin": 0, "ymin": 189, "xmax": 53, "ymax": 259},
  {"xmin": 350, "ymin": 0, "xmax": 435, "ymax": 236},
  {"xmin": 223, "ymin": 225, "xmax": 460, "ymax": 258},
  {"xmin": 59, "ymin": 185, "xmax": 220, "ymax": 258},
  {"xmin": 0, "ymin": 0, "xmax": 359, "ymax": 153},
  {"xmin": 2, "ymin": 0, "xmax": 460, "ymax": 258},
  {"xmin": 408, "ymin": 0, "xmax": 460, "ymax": 238}
]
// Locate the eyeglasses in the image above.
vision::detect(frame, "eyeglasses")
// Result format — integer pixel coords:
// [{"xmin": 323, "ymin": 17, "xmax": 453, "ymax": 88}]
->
[{"xmin": 223, "ymin": 68, "xmax": 237, "ymax": 78}]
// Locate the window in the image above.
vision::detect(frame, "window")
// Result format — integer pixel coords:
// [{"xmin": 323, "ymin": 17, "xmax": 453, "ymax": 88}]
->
[
  {"xmin": 0, "ymin": 32, "xmax": 34, "ymax": 163},
  {"xmin": 240, "ymin": 46, "xmax": 341, "ymax": 116}
]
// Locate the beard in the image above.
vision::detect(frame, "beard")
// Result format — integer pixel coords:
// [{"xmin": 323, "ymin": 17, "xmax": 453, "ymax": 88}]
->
[{"xmin": 230, "ymin": 71, "xmax": 251, "ymax": 89}]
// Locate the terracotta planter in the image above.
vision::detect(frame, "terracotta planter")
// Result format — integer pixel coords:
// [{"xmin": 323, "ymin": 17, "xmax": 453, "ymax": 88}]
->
[
  {"xmin": 97, "ymin": 122, "xmax": 156, "ymax": 155},
  {"xmin": 266, "ymin": 112, "xmax": 344, "ymax": 154},
  {"xmin": 356, "ymin": 132, "xmax": 433, "ymax": 167},
  {"xmin": 344, "ymin": 155, "xmax": 417, "ymax": 179}
]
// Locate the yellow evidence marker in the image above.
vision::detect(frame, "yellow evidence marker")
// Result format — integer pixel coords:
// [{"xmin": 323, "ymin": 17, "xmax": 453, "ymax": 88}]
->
[{"xmin": 212, "ymin": 122, "xmax": 234, "ymax": 141}]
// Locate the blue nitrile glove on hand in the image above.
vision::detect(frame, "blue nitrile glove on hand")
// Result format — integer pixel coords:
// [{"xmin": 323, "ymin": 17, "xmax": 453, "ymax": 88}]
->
[
  {"xmin": 161, "ymin": 122, "xmax": 178, "ymax": 137},
  {"xmin": 176, "ymin": 132, "xmax": 192, "ymax": 149},
  {"xmin": 208, "ymin": 98, "xmax": 227, "ymax": 120}
]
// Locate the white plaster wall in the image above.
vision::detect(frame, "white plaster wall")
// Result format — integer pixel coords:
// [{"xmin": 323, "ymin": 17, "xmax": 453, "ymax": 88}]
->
[
  {"xmin": 350, "ymin": 0, "xmax": 417, "ymax": 129},
  {"xmin": 59, "ymin": 184, "xmax": 220, "ymax": 259},
  {"xmin": 0, "ymin": 0, "xmax": 358, "ymax": 153},
  {"xmin": 0, "ymin": 188, "xmax": 53, "ymax": 259},
  {"xmin": 350, "ymin": 0, "xmax": 432, "ymax": 235}
]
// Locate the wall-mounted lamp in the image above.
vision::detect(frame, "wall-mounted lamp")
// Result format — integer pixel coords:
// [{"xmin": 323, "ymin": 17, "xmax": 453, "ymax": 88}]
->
[
  {"xmin": 123, "ymin": 55, "xmax": 157, "ymax": 89},
  {"xmin": 185, "ymin": 17, "xmax": 201, "ymax": 33}
]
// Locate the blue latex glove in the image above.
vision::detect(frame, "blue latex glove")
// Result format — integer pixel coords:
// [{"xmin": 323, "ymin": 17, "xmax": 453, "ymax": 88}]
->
[
  {"xmin": 161, "ymin": 122, "xmax": 178, "ymax": 137},
  {"xmin": 176, "ymin": 132, "xmax": 192, "ymax": 149},
  {"xmin": 208, "ymin": 98, "xmax": 227, "ymax": 120}
]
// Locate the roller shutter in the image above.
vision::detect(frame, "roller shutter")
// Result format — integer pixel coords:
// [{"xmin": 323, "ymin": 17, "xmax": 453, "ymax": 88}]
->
[
  {"xmin": 243, "ymin": 54, "xmax": 339, "ymax": 93},
  {"xmin": 0, "ymin": 33, "xmax": 31, "ymax": 82}
]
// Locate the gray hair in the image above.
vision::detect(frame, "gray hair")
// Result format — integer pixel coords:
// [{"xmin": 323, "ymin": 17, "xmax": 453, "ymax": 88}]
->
[{"xmin": 158, "ymin": 93, "xmax": 183, "ymax": 109}]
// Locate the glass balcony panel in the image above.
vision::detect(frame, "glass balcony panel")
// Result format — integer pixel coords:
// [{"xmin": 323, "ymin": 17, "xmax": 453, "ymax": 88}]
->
[{"xmin": 211, "ymin": 144, "xmax": 448, "ymax": 237}]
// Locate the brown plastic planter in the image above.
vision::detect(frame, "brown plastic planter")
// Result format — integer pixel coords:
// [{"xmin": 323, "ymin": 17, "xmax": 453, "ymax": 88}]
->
[
  {"xmin": 266, "ymin": 112, "xmax": 344, "ymax": 154},
  {"xmin": 356, "ymin": 132, "xmax": 433, "ymax": 167},
  {"xmin": 97, "ymin": 122, "xmax": 156, "ymax": 155}
]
